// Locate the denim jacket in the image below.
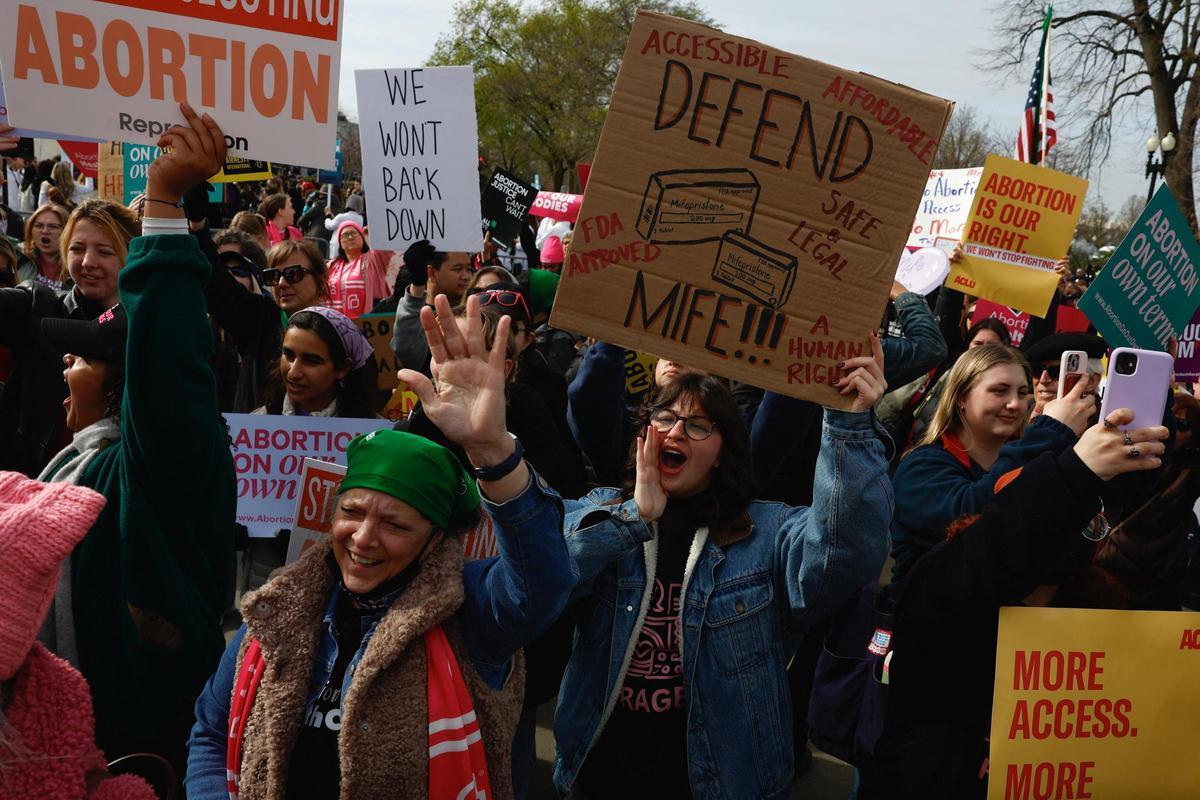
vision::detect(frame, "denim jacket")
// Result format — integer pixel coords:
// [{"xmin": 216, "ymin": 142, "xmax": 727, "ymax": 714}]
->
[{"xmin": 553, "ymin": 409, "xmax": 893, "ymax": 799}]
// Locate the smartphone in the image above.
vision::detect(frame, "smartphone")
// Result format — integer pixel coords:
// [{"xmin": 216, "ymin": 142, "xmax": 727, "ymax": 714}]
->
[
  {"xmin": 1057, "ymin": 350, "xmax": 1088, "ymax": 399},
  {"xmin": 1099, "ymin": 347, "xmax": 1173, "ymax": 430}
]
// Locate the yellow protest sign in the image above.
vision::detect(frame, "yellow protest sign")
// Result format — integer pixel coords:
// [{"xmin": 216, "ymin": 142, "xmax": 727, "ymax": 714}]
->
[
  {"xmin": 946, "ymin": 155, "xmax": 1087, "ymax": 317},
  {"xmin": 210, "ymin": 157, "xmax": 274, "ymax": 184},
  {"xmin": 625, "ymin": 349, "xmax": 658, "ymax": 403},
  {"xmin": 989, "ymin": 607, "xmax": 1200, "ymax": 799}
]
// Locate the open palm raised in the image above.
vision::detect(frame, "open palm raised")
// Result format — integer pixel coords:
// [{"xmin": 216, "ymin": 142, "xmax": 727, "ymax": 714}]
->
[{"xmin": 398, "ymin": 294, "xmax": 513, "ymax": 466}]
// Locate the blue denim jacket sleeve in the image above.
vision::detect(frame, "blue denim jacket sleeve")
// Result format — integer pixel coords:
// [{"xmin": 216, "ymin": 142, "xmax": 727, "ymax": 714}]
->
[
  {"xmin": 460, "ymin": 467, "xmax": 576, "ymax": 689},
  {"xmin": 883, "ymin": 292, "xmax": 949, "ymax": 388},
  {"xmin": 562, "ymin": 491, "xmax": 655, "ymax": 599},
  {"xmin": 566, "ymin": 342, "xmax": 630, "ymax": 486},
  {"xmin": 184, "ymin": 624, "xmax": 247, "ymax": 799},
  {"xmin": 776, "ymin": 409, "xmax": 892, "ymax": 625}
]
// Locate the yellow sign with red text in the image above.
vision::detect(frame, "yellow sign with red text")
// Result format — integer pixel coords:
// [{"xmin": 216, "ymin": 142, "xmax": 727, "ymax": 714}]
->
[
  {"xmin": 946, "ymin": 155, "xmax": 1087, "ymax": 317},
  {"xmin": 989, "ymin": 607, "xmax": 1200, "ymax": 799}
]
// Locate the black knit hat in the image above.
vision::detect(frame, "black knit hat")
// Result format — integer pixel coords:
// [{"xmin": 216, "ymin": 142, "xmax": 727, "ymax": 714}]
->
[{"xmin": 41, "ymin": 305, "xmax": 127, "ymax": 363}]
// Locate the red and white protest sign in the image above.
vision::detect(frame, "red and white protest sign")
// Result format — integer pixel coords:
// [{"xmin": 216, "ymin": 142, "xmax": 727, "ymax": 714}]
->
[
  {"xmin": 226, "ymin": 414, "xmax": 389, "ymax": 538},
  {"xmin": 973, "ymin": 299, "xmax": 1031, "ymax": 347},
  {"xmin": 284, "ymin": 458, "xmax": 345, "ymax": 564},
  {"xmin": 58, "ymin": 140, "xmax": 98, "ymax": 179},
  {"xmin": 1, "ymin": 0, "xmax": 344, "ymax": 168},
  {"xmin": 531, "ymin": 191, "xmax": 583, "ymax": 223}
]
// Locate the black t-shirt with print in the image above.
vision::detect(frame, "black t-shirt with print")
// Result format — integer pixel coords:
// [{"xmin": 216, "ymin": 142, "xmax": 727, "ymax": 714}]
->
[{"xmin": 576, "ymin": 494, "xmax": 712, "ymax": 797}]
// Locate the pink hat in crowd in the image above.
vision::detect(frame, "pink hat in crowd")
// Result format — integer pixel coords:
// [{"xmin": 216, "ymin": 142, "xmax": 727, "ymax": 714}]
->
[
  {"xmin": 335, "ymin": 219, "xmax": 367, "ymax": 245},
  {"xmin": 540, "ymin": 235, "xmax": 565, "ymax": 264},
  {"xmin": 0, "ymin": 472, "xmax": 106, "ymax": 680}
]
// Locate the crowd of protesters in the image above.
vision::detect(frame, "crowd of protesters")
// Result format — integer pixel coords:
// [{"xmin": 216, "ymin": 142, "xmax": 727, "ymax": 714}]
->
[{"xmin": 0, "ymin": 100, "xmax": 1196, "ymax": 800}]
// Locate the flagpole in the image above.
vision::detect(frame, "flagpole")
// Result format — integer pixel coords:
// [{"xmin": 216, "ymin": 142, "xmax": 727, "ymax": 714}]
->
[{"xmin": 1040, "ymin": 6, "xmax": 1053, "ymax": 165}]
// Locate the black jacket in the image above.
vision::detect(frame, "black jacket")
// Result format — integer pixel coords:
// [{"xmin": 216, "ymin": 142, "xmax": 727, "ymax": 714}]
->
[
  {"xmin": 860, "ymin": 449, "xmax": 1104, "ymax": 800},
  {"xmin": 0, "ymin": 284, "xmax": 103, "ymax": 475}
]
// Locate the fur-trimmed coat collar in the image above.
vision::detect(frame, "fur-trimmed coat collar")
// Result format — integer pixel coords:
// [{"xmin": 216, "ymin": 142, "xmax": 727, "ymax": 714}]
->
[{"xmin": 234, "ymin": 537, "xmax": 524, "ymax": 800}]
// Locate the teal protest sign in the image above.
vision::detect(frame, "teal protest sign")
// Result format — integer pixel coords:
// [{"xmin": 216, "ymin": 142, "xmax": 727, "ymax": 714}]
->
[
  {"xmin": 122, "ymin": 144, "xmax": 162, "ymax": 205},
  {"xmin": 1079, "ymin": 184, "xmax": 1200, "ymax": 350}
]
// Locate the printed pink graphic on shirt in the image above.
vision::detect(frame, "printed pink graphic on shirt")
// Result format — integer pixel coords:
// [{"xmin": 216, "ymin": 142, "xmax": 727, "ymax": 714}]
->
[
  {"xmin": 327, "ymin": 259, "xmax": 367, "ymax": 319},
  {"xmin": 620, "ymin": 578, "xmax": 684, "ymax": 713}
]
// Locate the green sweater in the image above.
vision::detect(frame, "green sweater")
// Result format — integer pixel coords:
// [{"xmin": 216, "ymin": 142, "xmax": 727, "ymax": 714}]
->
[{"xmin": 71, "ymin": 234, "xmax": 236, "ymax": 752}]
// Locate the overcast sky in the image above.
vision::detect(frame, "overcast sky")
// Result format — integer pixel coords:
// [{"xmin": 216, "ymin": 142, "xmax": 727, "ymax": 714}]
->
[{"xmin": 338, "ymin": 0, "xmax": 1157, "ymax": 211}]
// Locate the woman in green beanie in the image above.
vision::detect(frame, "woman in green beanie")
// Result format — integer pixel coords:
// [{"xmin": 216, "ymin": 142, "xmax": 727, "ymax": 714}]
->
[{"xmin": 186, "ymin": 294, "xmax": 575, "ymax": 800}]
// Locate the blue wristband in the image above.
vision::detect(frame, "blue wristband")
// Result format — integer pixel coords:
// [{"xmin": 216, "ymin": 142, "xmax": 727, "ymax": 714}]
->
[{"xmin": 472, "ymin": 434, "xmax": 524, "ymax": 481}]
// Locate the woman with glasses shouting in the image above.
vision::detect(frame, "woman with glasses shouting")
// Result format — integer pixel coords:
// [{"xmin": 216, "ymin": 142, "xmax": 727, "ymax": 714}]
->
[
  {"xmin": 553, "ymin": 335, "xmax": 894, "ymax": 799},
  {"xmin": 21, "ymin": 203, "xmax": 69, "ymax": 290}
]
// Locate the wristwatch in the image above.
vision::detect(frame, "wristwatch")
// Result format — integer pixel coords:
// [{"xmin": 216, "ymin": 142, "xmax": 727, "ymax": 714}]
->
[{"xmin": 473, "ymin": 434, "xmax": 524, "ymax": 481}]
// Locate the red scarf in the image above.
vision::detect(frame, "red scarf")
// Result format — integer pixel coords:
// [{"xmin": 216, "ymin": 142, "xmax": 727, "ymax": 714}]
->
[{"xmin": 225, "ymin": 627, "xmax": 490, "ymax": 799}]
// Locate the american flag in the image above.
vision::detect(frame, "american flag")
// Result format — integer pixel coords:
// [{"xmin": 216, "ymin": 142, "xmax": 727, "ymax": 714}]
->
[{"xmin": 1015, "ymin": 7, "xmax": 1056, "ymax": 165}]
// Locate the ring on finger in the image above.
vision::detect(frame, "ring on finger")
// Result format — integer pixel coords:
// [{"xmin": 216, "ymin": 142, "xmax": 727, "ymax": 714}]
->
[
  {"xmin": 1123, "ymin": 432, "xmax": 1133, "ymax": 447},
  {"xmin": 1127, "ymin": 446, "xmax": 1140, "ymax": 458}
]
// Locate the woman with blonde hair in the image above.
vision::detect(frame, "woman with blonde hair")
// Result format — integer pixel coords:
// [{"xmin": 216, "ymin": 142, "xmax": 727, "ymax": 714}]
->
[
  {"xmin": 889, "ymin": 343, "xmax": 1096, "ymax": 581},
  {"xmin": 21, "ymin": 204, "xmax": 69, "ymax": 290},
  {"xmin": 229, "ymin": 210, "xmax": 270, "ymax": 253},
  {"xmin": 39, "ymin": 160, "xmax": 80, "ymax": 209}
]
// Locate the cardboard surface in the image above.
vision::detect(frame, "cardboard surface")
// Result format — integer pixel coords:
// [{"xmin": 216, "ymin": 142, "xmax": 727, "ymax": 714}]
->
[
  {"xmin": 0, "ymin": 0, "xmax": 342, "ymax": 168},
  {"xmin": 355, "ymin": 66, "xmax": 482, "ymax": 252},
  {"xmin": 226, "ymin": 413, "xmax": 390, "ymax": 537},
  {"xmin": 481, "ymin": 168, "xmax": 537, "ymax": 243},
  {"xmin": 98, "ymin": 141, "xmax": 123, "ymax": 202},
  {"xmin": 1078, "ymin": 184, "xmax": 1200, "ymax": 351},
  {"xmin": 945, "ymin": 154, "xmax": 1087, "ymax": 317},
  {"xmin": 549, "ymin": 11, "xmax": 952, "ymax": 406},
  {"xmin": 989, "ymin": 607, "xmax": 1200, "ymax": 800},
  {"xmin": 908, "ymin": 167, "xmax": 982, "ymax": 247}
]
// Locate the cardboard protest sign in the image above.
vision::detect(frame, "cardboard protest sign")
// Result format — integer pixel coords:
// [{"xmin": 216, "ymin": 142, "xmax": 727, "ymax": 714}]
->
[
  {"xmin": 1173, "ymin": 306, "xmax": 1200, "ymax": 381},
  {"xmin": 481, "ymin": 168, "xmax": 537, "ymax": 243},
  {"xmin": 98, "ymin": 142, "xmax": 123, "ymax": 202},
  {"xmin": 225, "ymin": 413, "xmax": 391, "ymax": 537},
  {"xmin": 945, "ymin": 155, "xmax": 1087, "ymax": 317},
  {"xmin": 908, "ymin": 167, "xmax": 983, "ymax": 247},
  {"xmin": 989, "ymin": 607, "xmax": 1200, "ymax": 800},
  {"xmin": 0, "ymin": 0, "xmax": 343, "ymax": 168},
  {"xmin": 549, "ymin": 11, "xmax": 952, "ymax": 406},
  {"xmin": 354, "ymin": 313, "xmax": 419, "ymax": 419},
  {"xmin": 531, "ymin": 191, "xmax": 583, "ymax": 223},
  {"xmin": 355, "ymin": 67, "xmax": 482, "ymax": 251},
  {"xmin": 210, "ymin": 157, "xmax": 272, "ymax": 184},
  {"xmin": 284, "ymin": 459, "xmax": 345, "ymax": 564},
  {"xmin": 1078, "ymin": 185, "xmax": 1200, "ymax": 351},
  {"xmin": 972, "ymin": 300, "xmax": 1032, "ymax": 347}
]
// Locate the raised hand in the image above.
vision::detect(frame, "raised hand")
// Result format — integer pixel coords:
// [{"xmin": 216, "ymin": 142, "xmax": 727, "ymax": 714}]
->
[
  {"xmin": 1074, "ymin": 408, "xmax": 1168, "ymax": 481},
  {"xmin": 1042, "ymin": 373, "xmax": 1096, "ymax": 437},
  {"xmin": 399, "ymin": 293, "xmax": 513, "ymax": 468},
  {"xmin": 834, "ymin": 331, "xmax": 888, "ymax": 413},
  {"xmin": 146, "ymin": 103, "xmax": 227, "ymax": 205},
  {"xmin": 633, "ymin": 426, "xmax": 668, "ymax": 523},
  {"xmin": 0, "ymin": 124, "xmax": 18, "ymax": 154}
]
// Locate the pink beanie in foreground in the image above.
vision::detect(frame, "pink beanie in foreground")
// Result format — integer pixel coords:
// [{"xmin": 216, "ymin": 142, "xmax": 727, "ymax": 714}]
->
[
  {"xmin": 0, "ymin": 471, "xmax": 106, "ymax": 680},
  {"xmin": 540, "ymin": 235, "xmax": 565, "ymax": 264}
]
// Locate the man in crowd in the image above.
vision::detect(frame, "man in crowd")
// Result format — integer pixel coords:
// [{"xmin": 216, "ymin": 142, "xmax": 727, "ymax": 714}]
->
[{"xmin": 390, "ymin": 240, "xmax": 471, "ymax": 374}]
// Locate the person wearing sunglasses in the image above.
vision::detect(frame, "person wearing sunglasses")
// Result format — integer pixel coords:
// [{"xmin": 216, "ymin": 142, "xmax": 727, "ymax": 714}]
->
[
  {"xmin": 554, "ymin": 339, "xmax": 892, "ymax": 799},
  {"xmin": 1021, "ymin": 332, "xmax": 1107, "ymax": 418},
  {"xmin": 263, "ymin": 238, "xmax": 329, "ymax": 315}
]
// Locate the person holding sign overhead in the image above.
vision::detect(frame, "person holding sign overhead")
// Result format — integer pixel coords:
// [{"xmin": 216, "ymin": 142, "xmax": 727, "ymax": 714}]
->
[
  {"xmin": 33, "ymin": 103, "xmax": 237, "ymax": 775},
  {"xmin": 554, "ymin": 335, "xmax": 892, "ymax": 798},
  {"xmin": 186, "ymin": 293, "xmax": 574, "ymax": 799}
]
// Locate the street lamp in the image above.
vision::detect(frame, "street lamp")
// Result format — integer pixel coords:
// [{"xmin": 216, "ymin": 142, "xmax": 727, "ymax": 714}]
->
[{"xmin": 1145, "ymin": 131, "xmax": 1176, "ymax": 203}]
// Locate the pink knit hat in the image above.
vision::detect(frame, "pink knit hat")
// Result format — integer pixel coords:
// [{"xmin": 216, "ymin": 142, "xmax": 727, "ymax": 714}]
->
[
  {"xmin": 540, "ymin": 235, "xmax": 565, "ymax": 264},
  {"xmin": 0, "ymin": 471, "xmax": 106, "ymax": 680}
]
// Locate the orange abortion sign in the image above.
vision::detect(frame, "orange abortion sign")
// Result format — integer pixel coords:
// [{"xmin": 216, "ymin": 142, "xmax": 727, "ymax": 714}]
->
[{"xmin": 1, "ymin": 0, "xmax": 343, "ymax": 168}]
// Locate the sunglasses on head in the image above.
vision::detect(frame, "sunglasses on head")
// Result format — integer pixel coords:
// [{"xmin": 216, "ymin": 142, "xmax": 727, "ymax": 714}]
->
[
  {"xmin": 261, "ymin": 264, "xmax": 313, "ymax": 286},
  {"xmin": 477, "ymin": 289, "xmax": 531, "ymax": 320}
]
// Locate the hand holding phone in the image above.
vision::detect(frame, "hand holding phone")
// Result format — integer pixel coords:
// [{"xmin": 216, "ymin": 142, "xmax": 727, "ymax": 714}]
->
[{"xmin": 1057, "ymin": 350, "xmax": 1088, "ymax": 399}]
